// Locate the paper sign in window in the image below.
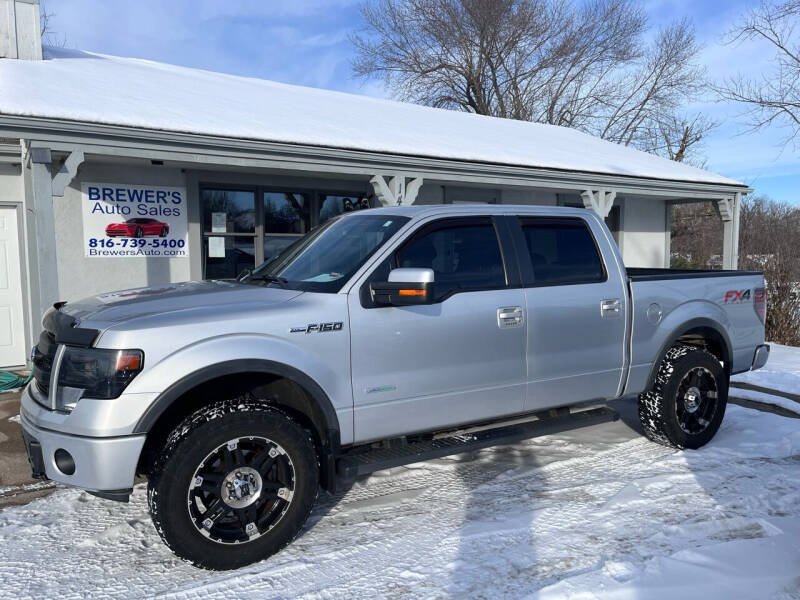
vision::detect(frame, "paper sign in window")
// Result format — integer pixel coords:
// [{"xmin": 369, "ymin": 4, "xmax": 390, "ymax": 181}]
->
[{"xmin": 208, "ymin": 236, "xmax": 225, "ymax": 258}]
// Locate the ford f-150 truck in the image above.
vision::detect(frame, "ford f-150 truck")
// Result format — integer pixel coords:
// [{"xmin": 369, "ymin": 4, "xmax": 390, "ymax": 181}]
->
[{"xmin": 20, "ymin": 205, "xmax": 770, "ymax": 570}]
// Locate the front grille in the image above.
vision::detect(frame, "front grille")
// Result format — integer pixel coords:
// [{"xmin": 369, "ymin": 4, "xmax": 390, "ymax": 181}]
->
[{"xmin": 32, "ymin": 330, "xmax": 57, "ymax": 397}]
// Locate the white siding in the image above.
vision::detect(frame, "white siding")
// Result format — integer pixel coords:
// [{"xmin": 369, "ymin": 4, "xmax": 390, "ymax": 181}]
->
[{"xmin": 620, "ymin": 196, "xmax": 667, "ymax": 268}]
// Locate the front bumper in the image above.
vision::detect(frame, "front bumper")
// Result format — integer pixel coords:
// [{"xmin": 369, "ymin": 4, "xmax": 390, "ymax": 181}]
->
[{"xmin": 19, "ymin": 396, "xmax": 146, "ymax": 496}]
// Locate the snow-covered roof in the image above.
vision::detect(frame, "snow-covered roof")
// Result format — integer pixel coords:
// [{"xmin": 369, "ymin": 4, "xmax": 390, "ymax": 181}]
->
[{"xmin": 0, "ymin": 47, "xmax": 744, "ymax": 187}]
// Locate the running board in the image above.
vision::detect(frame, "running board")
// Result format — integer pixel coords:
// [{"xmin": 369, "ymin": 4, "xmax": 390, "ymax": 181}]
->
[{"xmin": 336, "ymin": 406, "xmax": 618, "ymax": 482}]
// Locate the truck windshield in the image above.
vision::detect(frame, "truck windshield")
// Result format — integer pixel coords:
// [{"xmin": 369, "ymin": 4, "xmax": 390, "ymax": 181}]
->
[{"xmin": 243, "ymin": 214, "xmax": 410, "ymax": 293}]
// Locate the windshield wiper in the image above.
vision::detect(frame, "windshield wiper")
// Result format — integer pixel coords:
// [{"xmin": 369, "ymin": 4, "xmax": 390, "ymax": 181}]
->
[{"xmin": 247, "ymin": 274, "xmax": 289, "ymax": 287}]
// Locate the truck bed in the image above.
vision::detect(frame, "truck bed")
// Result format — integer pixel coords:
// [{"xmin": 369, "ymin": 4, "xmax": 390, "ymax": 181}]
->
[{"xmin": 627, "ymin": 267, "xmax": 763, "ymax": 281}]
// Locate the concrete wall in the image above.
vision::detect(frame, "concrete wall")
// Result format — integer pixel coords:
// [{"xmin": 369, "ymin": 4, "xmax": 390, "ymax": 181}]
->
[
  {"xmin": 619, "ymin": 196, "xmax": 668, "ymax": 268},
  {"xmin": 55, "ymin": 162, "xmax": 191, "ymax": 302}
]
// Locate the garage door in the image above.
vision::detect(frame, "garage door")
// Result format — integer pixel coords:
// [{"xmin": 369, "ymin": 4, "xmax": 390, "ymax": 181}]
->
[{"xmin": 0, "ymin": 206, "xmax": 26, "ymax": 368}]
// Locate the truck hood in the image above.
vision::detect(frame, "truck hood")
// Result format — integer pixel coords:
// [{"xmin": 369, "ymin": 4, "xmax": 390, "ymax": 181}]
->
[{"xmin": 57, "ymin": 281, "xmax": 303, "ymax": 330}]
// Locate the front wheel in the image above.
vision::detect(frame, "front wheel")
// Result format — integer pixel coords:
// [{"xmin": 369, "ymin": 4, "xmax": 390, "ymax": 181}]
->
[
  {"xmin": 638, "ymin": 344, "xmax": 728, "ymax": 449},
  {"xmin": 159, "ymin": 227, "xmax": 167, "ymax": 237},
  {"xmin": 147, "ymin": 401, "xmax": 319, "ymax": 570}
]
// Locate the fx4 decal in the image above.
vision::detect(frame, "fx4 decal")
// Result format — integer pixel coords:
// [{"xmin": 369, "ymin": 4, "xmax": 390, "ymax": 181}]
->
[
  {"xmin": 290, "ymin": 322, "xmax": 344, "ymax": 334},
  {"xmin": 724, "ymin": 289, "xmax": 751, "ymax": 303}
]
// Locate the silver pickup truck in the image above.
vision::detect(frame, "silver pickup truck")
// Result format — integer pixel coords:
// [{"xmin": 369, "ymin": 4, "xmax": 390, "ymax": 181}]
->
[{"xmin": 20, "ymin": 205, "xmax": 769, "ymax": 570}]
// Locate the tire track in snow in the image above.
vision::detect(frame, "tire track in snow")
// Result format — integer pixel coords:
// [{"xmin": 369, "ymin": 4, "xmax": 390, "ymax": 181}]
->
[{"xmin": 0, "ymin": 406, "xmax": 797, "ymax": 599}]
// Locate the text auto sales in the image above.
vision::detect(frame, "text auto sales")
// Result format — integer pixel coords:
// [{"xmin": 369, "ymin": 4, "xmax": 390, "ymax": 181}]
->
[{"xmin": 87, "ymin": 186, "xmax": 183, "ymax": 217}]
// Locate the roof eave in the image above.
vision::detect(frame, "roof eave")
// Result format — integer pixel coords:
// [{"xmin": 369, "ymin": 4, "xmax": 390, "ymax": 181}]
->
[{"xmin": 0, "ymin": 113, "xmax": 752, "ymax": 197}]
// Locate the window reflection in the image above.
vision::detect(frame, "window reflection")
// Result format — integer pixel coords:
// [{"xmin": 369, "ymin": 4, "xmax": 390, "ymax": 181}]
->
[
  {"xmin": 264, "ymin": 192, "xmax": 309, "ymax": 235},
  {"xmin": 204, "ymin": 237, "xmax": 255, "ymax": 280},
  {"xmin": 202, "ymin": 190, "xmax": 255, "ymax": 233},
  {"xmin": 319, "ymin": 194, "xmax": 372, "ymax": 224}
]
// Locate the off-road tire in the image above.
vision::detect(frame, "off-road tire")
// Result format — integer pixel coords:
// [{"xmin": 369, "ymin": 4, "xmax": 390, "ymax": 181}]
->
[
  {"xmin": 147, "ymin": 399, "xmax": 319, "ymax": 570},
  {"xmin": 638, "ymin": 344, "xmax": 728, "ymax": 449}
]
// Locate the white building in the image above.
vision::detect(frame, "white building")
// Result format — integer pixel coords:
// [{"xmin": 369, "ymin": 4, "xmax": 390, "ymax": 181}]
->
[{"xmin": 0, "ymin": 0, "xmax": 749, "ymax": 369}]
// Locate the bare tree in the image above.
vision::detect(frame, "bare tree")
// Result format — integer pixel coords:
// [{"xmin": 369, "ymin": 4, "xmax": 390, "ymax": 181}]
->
[
  {"xmin": 352, "ymin": 0, "xmax": 712, "ymax": 161},
  {"xmin": 40, "ymin": 0, "xmax": 67, "ymax": 48},
  {"xmin": 738, "ymin": 196, "xmax": 800, "ymax": 345},
  {"xmin": 672, "ymin": 196, "xmax": 800, "ymax": 344},
  {"xmin": 717, "ymin": 1, "xmax": 800, "ymax": 146},
  {"xmin": 670, "ymin": 201, "xmax": 723, "ymax": 269}
]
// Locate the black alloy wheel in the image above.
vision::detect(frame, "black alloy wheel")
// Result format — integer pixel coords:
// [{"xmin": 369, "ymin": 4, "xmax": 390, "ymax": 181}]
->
[
  {"xmin": 675, "ymin": 366, "xmax": 719, "ymax": 435},
  {"xmin": 187, "ymin": 436, "xmax": 296, "ymax": 544}
]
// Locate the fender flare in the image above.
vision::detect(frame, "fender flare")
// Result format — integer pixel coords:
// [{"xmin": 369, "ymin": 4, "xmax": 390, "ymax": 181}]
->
[
  {"xmin": 132, "ymin": 359, "xmax": 341, "ymax": 454},
  {"xmin": 644, "ymin": 317, "xmax": 733, "ymax": 391}
]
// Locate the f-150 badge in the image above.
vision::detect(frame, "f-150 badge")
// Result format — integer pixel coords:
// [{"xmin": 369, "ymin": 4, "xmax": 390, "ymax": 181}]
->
[{"xmin": 290, "ymin": 322, "xmax": 344, "ymax": 333}]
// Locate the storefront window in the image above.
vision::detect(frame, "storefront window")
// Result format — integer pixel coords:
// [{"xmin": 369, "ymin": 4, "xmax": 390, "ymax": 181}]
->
[
  {"xmin": 203, "ymin": 236, "xmax": 255, "ymax": 280},
  {"xmin": 201, "ymin": 185, "xmax": 374, "ymax": 279},
  {"xmin": 264, "ymin": 192, "xmax": 309, "ymax": 234},
  {"xmin": 202, "ymin": 189, "xmax": 255, "ymax": 233},
  {"xmin": 319, "ymin": 194, "xmax": 372, "ymax": 224}
]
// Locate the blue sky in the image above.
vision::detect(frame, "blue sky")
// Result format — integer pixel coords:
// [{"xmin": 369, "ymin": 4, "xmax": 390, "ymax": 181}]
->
[{"xmin": 43, "ymin": 0, "xmax": 800, "ymax": 204}]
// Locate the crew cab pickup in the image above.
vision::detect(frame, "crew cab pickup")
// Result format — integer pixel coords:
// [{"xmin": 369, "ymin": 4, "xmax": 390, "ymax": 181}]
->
[{"xmin": 20, "ymin": 205, "xmax": 769, "ymax": 570}]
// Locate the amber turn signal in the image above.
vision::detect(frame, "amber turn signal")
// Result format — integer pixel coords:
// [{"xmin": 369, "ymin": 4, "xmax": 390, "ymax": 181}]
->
[{"xmin": 115, "ymin": 351, "xmax": 143, "ymax": 371}]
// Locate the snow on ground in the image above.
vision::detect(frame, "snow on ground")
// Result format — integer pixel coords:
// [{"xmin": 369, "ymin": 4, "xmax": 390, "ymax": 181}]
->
[
  {"xmin": 0, "ymin": 401, "xmax": 798, "ymax": 600},
  {"xmin": 732, "ymin": 343, "xmax": 800, "ymax": 396},
  {"xmin": 732, "ymin": 343, "xmax": 800, "ymax": 416}
]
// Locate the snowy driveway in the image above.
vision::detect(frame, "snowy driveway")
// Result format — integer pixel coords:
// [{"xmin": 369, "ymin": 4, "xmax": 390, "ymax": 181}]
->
[{"xmin": 1, "ymin": 400, "xmax": 798, "ymax": 599}]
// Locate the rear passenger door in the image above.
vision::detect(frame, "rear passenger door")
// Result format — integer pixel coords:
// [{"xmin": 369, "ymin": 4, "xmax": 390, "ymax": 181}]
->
[
  {"xmin": 512, "ymin": 216, "xmax": 627, "ymax": 410},
  {"xmin": 348, "ymin": 217, "xmax": 527, "ymax": 443}
]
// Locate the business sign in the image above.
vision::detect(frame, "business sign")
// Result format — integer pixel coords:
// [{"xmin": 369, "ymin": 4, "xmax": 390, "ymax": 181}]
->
[{"xmin": 82, "ymin": 183, "xmax": 189, "ymax": 258}]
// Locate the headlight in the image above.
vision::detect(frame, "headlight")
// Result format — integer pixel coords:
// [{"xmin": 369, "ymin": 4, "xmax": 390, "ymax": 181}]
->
[{"xmin": 55, "ymin": 347, "xmax": 144, "ymax": 410}]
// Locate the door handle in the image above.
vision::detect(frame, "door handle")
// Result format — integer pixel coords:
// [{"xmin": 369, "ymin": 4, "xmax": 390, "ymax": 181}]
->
[
  {"xmin": 497, "ymin": 306, "xmax": 523, "ymax": 328},
  {"xmin": 600, "ymin": 299, "xmax": 621, "ymax": 317}
]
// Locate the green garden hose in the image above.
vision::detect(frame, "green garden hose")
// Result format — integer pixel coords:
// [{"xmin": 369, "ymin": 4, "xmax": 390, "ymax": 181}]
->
[{"xmin": 0, "ymin": 370, "xmax": 31, "ymax": 392}]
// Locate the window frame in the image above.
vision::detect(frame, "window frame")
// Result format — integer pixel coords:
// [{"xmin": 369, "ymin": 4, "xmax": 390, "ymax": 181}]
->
[
  {"xmin": 359, "ymin": 216, "xmax": 518, "ymax": 307},
  {"xmin": 200, "ymin": 183, "xmax": 372, "ymax": 279},
  {"xmin": 511, "ymin": 216, "xmax": 608, "ymax": 288}
]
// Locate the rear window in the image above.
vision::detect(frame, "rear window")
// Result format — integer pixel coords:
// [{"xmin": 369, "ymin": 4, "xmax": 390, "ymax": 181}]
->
[{"xmin": 520, "ymin": 218, "xmax": 605, "ymax": 286}]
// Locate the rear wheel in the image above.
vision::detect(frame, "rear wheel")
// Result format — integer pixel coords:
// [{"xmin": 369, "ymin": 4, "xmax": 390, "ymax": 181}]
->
[
  {"xmin": 638, "ymin": 344, "xmax": 728, "ymax": 449},
  {"xmin": 135, "ymin": 227, "xmax": 143, "ymax": 238},
  {"xmin": 147, "ymin": 400, "xmax": 319, "ymax": 570}
]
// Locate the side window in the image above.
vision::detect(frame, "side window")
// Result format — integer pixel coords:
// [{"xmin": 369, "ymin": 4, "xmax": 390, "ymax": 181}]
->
[
  {"xmin": 520, "ymin": 219, "xmax": 605, "ymax": 286},
  {"xmin": 396, "ymin": 220, "xmax": 506, "ymax": 300}
]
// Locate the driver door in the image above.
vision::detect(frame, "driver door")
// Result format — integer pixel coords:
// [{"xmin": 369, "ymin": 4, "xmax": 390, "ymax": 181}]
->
[{"xmin": 348, "ymin": 216, "xmax": 527, "ymax": 443}]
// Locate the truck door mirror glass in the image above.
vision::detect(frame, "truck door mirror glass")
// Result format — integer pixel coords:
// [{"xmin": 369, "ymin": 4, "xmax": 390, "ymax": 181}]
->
[{"xmin": 370, "ymin": 268, "xmax": 435, "ymax": 306}]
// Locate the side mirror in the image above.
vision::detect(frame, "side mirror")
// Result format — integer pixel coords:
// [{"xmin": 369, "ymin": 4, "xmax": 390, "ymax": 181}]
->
[{"xmin": 370, "ymin": 268, "xmax": 435, "ymax": 306}]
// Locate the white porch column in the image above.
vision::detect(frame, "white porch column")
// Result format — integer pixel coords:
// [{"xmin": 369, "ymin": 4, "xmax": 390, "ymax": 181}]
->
[
  {"xmin": 580, "ymin": 187, "xmax": 617, "ymax": 218},
  {"xmin": 25, "ymin": 146, "xmax": 84, "ymax": 324},
  {"xmin": 715, "ymin": 194, "xmax": 740, "ymax": 270},
  {"xmin": 370, "ymin": 173, "xmax": 423, "ymax": 206}
]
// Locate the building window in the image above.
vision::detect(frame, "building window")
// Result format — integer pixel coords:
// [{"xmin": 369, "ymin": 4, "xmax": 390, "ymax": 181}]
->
[
  {"xmin": 202, "ymin": 185, "xmax": 374, "ymax": 279},
  {"xmin": 319, "ymin": 194, "xmax": 372, "ymax": 224},
  {"xmin": 202, "ymin": 188, "xmax": 257, "ymax": 280},
  {"xmin": 202, "ymin": 189, "xmax": 255, "ymax": 233},
  {"xmin": 263, "ymin": 191, "xmax": 311, "ymax": 264}
]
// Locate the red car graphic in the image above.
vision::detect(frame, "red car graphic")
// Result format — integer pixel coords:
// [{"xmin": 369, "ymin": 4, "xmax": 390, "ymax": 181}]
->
[{"xmin": 105, "ymin": 218, "xmax": 169, "ymax": 238}]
